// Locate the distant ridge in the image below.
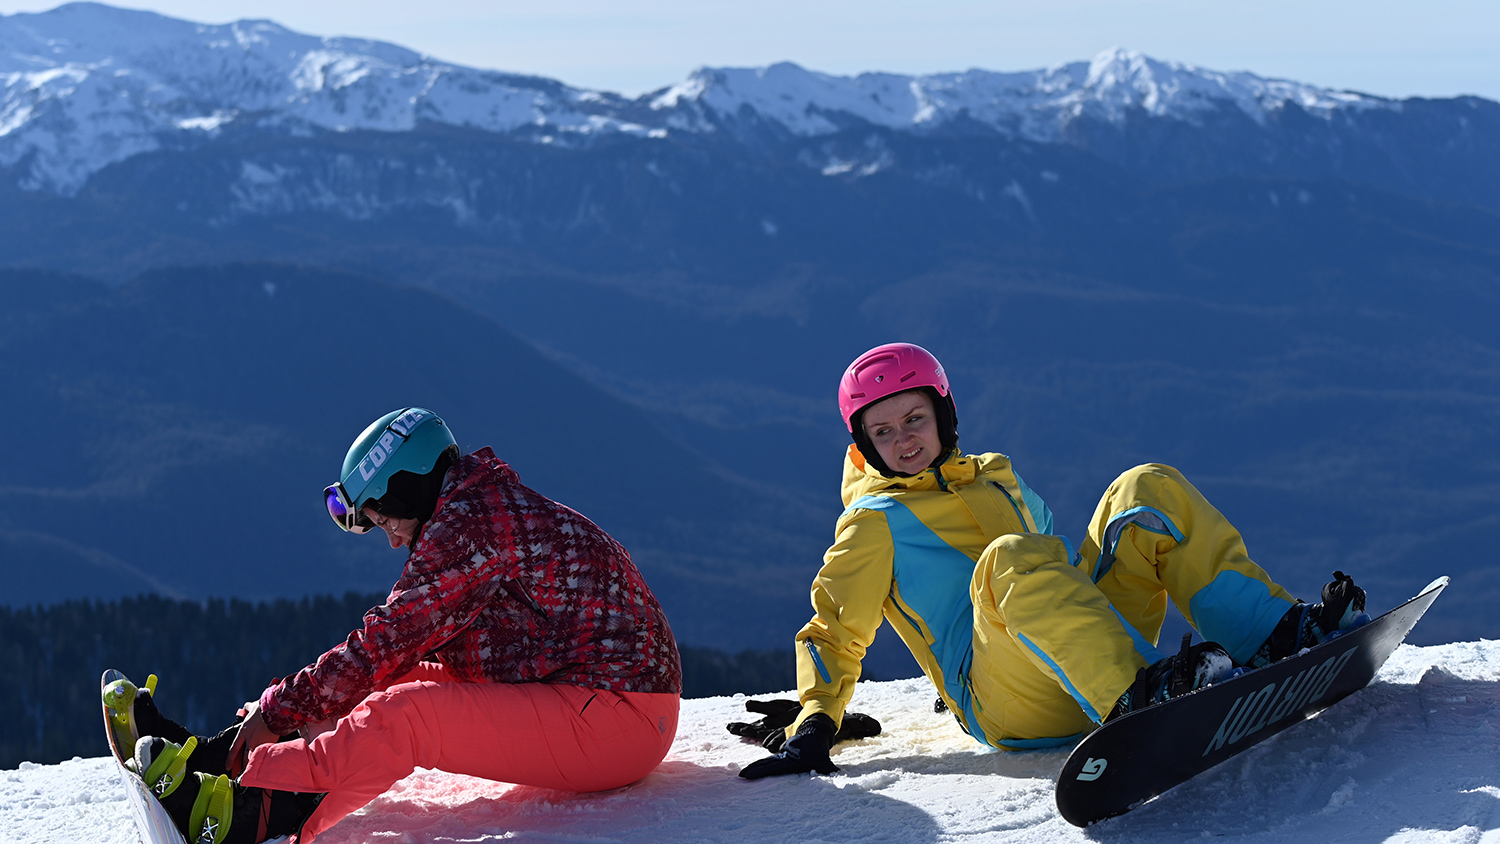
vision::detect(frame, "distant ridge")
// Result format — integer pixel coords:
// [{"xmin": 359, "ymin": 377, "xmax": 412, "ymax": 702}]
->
[
  {"xmin": 0, "ymin": 263, "xmax": 830, "ymax": 651},
  {"xmin": 0, "ymin": 2, "xmax": 1416, "ymax": 194}
]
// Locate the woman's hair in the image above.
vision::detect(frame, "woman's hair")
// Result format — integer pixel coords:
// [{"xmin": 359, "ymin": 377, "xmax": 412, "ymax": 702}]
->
[{"xmin": 368, "ymin": 444, "xmax": 458, "ymax": 525}]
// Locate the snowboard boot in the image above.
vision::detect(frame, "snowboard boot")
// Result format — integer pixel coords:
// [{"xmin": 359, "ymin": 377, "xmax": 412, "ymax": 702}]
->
[
  {"xmin": 1106, "ymin": 634, "xmax": 1234, "ymax": 722},
  {"xmin": 136, "ymin": 722, "xmax": 244, "ymax": 782},
  {"xmin": 134, "ymin": 736, "xmax": 200, "ymax": 798},
  {"xmin": 140, "ymin": 736, "xmax": 318, "ymax": 843},
  {"xmin": 186, "ymin": 717, "xmax": 248, "ymax": 779},
  {"xmin": 150, "ymin": 767, "xmax": 249, "ymax": 844},
  {"xmin": 1246, "ymin": 571, "xmax": 1370, "ymax": 668},
  {"xmin": 104, "ymin": 672, "xmax": 194, "ymax": 754}
]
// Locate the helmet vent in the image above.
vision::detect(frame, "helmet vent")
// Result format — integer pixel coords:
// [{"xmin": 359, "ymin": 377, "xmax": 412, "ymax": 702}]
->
[{"xmin": 838, "ymin": 342, "xmax": 954, "ymax": 439}]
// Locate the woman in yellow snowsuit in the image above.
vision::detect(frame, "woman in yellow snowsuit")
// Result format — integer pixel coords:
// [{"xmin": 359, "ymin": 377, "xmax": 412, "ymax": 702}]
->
[{"xmin": 739, "ymin": 343, "xmax": 1366, "ymax": 778}]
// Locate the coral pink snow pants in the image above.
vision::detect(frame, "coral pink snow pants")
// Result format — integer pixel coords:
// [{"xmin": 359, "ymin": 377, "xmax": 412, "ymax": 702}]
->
[{"xmin": 238, "ymin": 663, "xmax": 680, "ymax": 843}]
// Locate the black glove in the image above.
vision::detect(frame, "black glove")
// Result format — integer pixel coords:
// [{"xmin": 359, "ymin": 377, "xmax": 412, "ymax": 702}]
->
[
  {"xmin": 739, "ymin": 714, "xmax": 839, "ymax": 780},
  {"xmin": 726, "ymin": 699, "xmax": 801, "ymax": 749},
  {"xmin": 1317, "ymin": 570, "xmax": 1367, "ymax": 630},
  {"xmin": 727, "ymin": 699, "xmax": 882, "ymax": 752}
]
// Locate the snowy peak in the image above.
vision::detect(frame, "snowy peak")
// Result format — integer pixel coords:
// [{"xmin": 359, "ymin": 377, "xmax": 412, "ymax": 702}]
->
[
  {"xmin": 651, "ymin": 63, "xmax": 938, "ymax": 135},
  {"xmin": 1074, "ymin": 48, "xmax": 1384, "ymax": 121},
  {"xmin": 0, "ymin": 3, "xmax": 1417, "ymax": 194},
  {"xmin": 657, "ymin": 48, "xmax": 1391, "ymax": 140},
  {"xmin": 4, "ymin": 2, "xmax": 493, "ymax": 112},
  {"xmin": 0, "ymin": 3, "xmax": 650, "ymax": 192}
]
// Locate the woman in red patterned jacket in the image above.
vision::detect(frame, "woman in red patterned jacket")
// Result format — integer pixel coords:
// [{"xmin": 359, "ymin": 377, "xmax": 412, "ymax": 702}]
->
[{"xmin": 108, "ymin": 408, "xmax": 682, "ymax": 844}]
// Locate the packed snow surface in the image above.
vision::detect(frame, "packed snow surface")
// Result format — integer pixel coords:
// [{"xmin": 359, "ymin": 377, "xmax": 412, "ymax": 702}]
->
[
  {"xmin": 6, "ymin": 641, "xmax": 1498, "ymax": 843},
  {"xmin": 0, "ymin": 3, "xmax": 1397, "ymax": 194}
]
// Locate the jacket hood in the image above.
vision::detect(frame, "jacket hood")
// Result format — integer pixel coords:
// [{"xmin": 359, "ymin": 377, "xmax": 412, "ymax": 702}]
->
[
  {"xmin": 841, "ymin": 444, "xmax": 1007, "ymax": 506},
  {"xmin": 414, "ymin": 447, "xmax": 515, "ymax": 549},
  {"xmin": 440, "ymin": 447, "xmax": 516, "ymax": 495}
]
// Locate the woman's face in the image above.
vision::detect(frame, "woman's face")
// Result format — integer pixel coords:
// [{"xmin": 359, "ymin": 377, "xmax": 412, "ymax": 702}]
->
[
  {"xmin": 861, "ymin": 390, "xmax": 942, "ymax": 475},
  {"xmin": 363, "ymin": 506, "xmax": 419, "ymax": 549}
]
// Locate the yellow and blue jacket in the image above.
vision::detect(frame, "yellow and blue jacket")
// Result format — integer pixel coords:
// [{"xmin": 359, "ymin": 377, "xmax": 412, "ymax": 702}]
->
[{"xmin": 791, "ymin": 444, "xmax": 1057, "ymax": 745}]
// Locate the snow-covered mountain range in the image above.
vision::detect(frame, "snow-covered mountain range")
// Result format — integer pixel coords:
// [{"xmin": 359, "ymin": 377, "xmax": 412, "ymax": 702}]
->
[
  {"xmin": 654, "ymin": 56, "xmax": 1384, "ymax": 139},
  {"xmin": 1, "ymin": 2, "xmax": 1398, "ymax": 194},
  {"xmin": 2, "ymin": 2, "xmax": 1497, "ymax": 663}
]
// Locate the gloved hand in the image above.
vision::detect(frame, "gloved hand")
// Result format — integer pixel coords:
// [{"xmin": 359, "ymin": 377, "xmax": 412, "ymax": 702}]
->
[
  {"xmin": 739, "ymin": 714, "xmax": 839, "ymax": 780},
  {"xmin": 726, "ymin": 699, "xmax": 882, "ymax": 751},
  {"xmin": 1318, "ymin": 570, "xmax": 1367, "ymax": 629},
  {"xmin": 726, "ymin": 699, "xmax": 799, "ymax": 750}
]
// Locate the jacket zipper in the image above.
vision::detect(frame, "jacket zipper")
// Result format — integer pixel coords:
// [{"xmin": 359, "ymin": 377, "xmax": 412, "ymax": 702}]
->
[{"xmin": 990, "ymin": 481, "xmax": 1035, "ymax": 533}]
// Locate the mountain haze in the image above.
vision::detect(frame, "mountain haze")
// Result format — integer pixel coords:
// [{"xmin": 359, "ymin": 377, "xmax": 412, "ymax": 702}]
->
[{"xmin": 0, "ymin": 265, "xmax": 828, "ymax": 650}]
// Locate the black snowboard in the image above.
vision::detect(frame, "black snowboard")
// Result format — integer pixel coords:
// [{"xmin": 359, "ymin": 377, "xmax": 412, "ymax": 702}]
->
[{"xmin": 1055, "ymin": 576, "xmax": 1447, "ymax": 827}]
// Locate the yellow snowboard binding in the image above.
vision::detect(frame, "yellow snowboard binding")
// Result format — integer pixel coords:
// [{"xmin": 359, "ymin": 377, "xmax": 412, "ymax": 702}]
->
[
  {"xmin": 134, "ymin": 735, "xmax": 199, "ymax": 798},
  {"xmin": 187, "ymin": 773, "xmax": 235, "ymax": 844},
  {"xmin": 102, "ymin": 672, "xmax": 158, "ymax": 756}
]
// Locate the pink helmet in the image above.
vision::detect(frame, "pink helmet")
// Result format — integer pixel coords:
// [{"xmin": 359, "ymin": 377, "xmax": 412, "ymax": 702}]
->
[{"xmin": 839, "ymin": 342, "xmax": 953, "ymax": 432}]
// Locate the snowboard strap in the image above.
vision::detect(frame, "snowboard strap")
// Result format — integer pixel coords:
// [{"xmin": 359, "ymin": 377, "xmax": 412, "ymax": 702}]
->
[{"xmin": 256, "ymin": 789, "xmax": 271, "ymax": 842}]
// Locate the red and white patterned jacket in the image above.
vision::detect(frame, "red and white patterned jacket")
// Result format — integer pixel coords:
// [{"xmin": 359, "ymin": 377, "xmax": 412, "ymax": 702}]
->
[{"xmin": 259, "ymin": 447, "xmax": 681, "ymax": 734}]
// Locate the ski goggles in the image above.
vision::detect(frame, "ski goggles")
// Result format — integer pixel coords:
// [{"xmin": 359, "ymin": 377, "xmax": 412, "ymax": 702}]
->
[{"xmin": 324, "ymin": 483, "xmax": 374, "ymax": 534}]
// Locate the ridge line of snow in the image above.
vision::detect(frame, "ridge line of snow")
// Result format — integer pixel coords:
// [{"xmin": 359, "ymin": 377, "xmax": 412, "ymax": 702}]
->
[{"xmin": 0, "ymin": 4, "xmax": 1408, "ymax": 194}]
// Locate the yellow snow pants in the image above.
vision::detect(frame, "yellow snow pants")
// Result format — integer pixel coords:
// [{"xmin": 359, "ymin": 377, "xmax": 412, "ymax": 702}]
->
[{"xmin": 967, "ymin": 464, "xmax": 1296, "ymax": 745}]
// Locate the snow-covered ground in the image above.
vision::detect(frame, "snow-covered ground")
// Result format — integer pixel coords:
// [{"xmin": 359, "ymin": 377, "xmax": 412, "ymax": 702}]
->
[{"xmin": 7, "ymin": 641, "xmax": 1498, "ymax": 843}]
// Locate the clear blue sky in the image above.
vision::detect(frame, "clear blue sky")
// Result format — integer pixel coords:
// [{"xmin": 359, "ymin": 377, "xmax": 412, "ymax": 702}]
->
[{"xmin": 3, "ymin": 0, "xmax": 1497, "ymax": 101}]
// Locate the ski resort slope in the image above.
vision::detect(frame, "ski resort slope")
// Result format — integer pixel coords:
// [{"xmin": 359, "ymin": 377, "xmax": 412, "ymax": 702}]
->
[{"xmin": 6, "ymin": 641, "xmax": 1498, "ymax": 844}]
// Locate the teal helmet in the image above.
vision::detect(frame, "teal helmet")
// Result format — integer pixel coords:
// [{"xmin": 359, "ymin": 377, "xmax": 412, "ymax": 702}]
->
[{"xmin": 324, "ymin": 408, "xmax": 458, "ymax": 533}]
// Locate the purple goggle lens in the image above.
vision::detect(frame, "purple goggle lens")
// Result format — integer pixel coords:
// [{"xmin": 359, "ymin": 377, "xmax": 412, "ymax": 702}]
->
[{"xmin": 324, "ymin": 484, "xmax": 372, "ymax": 534}]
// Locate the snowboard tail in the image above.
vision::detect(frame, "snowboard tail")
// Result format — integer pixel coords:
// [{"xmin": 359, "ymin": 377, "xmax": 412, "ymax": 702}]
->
[{"xmin": 1054, "ymin": 576, "xmax": 1447, "ymax": 827}]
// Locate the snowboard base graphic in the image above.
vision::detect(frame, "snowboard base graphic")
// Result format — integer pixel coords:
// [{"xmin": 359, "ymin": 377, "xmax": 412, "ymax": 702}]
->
[{"xmin": 1055, "ymin": 576, "xmax": 1447, "ymax": 826}]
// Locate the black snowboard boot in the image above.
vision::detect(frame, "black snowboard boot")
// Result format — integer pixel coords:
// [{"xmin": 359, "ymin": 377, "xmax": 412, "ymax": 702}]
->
[
  {"xmin": 188, "ymin": 718, "xmax": 247, "ymax": 778},
  {"xmin": 136, "ymin": 736, "xmax": 242, "ymax": 844},
  {"xmin": 104, "ymin": 671, "xmax": 249, "ymax": 778},
  {"xmin": 137, "ymin": 735, "xmax": 322, "ymax": 844},
  {"xmin": 1107, "ymin": 634, "xmax": 1234, "ymax": 722},
  {"xmin": 1247, "ymin": 571, "xmax": 1369, "ymax": 668}
]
